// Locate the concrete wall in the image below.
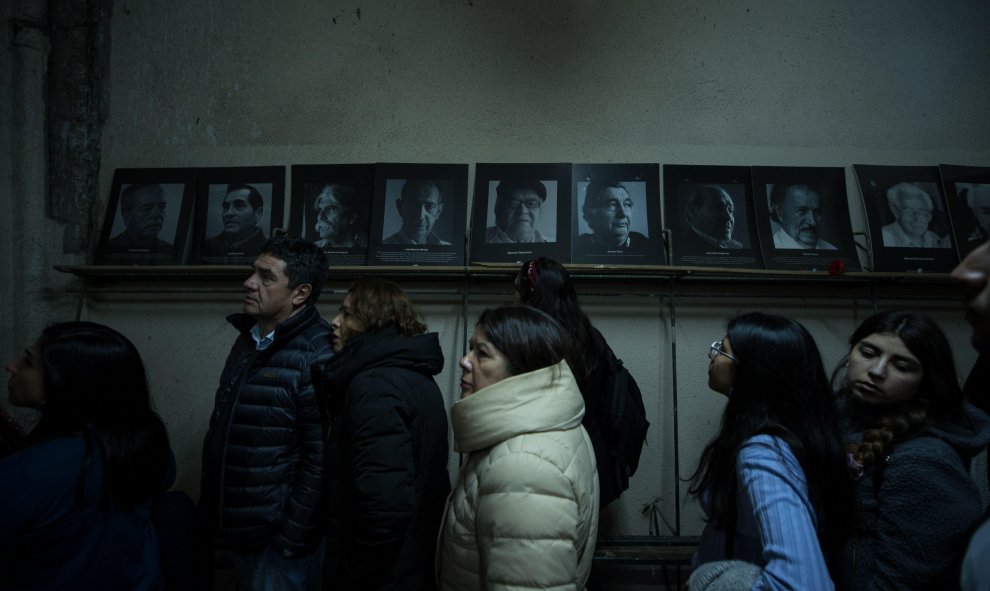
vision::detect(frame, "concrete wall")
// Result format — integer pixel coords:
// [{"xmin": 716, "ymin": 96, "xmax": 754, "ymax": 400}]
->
[{"xmin": 4, "ymin": 0, "xmax": 990, "ymax": 537}]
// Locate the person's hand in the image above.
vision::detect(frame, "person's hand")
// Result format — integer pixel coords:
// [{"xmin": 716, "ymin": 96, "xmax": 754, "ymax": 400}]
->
[{"xmin": 951, "ymin": 240, "xmax": 990, "ymax": 351}]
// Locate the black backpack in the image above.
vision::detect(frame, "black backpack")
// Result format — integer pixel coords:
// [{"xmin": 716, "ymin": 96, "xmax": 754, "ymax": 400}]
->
[{"xmin": 583, "ymin": 334, "xmax": 650, "ymax": 507}]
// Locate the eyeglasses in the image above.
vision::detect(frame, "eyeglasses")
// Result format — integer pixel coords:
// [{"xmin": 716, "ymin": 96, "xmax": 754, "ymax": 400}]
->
[
  {"xmin": 502, "ymin": 198, "xmax": 542, "ymax": 210},
  {"xmin": 709, "ymin": 340, "xmax": 738, "ymax": 363}
]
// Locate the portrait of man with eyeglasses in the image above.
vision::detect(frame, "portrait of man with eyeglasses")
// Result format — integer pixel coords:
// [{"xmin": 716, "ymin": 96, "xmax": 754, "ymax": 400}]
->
[
  {"xmin": 881, "ymin": 182, "xmax": 951, "ymax": 249},
  {"xmin": 383, "ymin": 179, "xmax": 451, "ymax": 246},
  {"xmin": 574, "ymin": 179, "xmax": 658, "ymax": 256},
  {"xmin": 486, "ymin": 178, "xmax": 551, "ymax": 243}
]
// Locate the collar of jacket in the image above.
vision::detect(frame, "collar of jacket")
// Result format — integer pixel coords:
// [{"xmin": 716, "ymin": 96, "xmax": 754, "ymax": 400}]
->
[
  {"xmin": 226, "ymin": 304, "xmax": 322, "ymax": 351},
  {"xmin": 452, "ymin": 359, "xmax": 585, "ymax": 453}
]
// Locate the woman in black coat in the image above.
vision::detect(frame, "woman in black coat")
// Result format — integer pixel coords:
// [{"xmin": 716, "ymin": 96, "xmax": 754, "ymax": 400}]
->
[{"xmin": 315, "ymin": 278, "xmax": 451, "ymax": 591}]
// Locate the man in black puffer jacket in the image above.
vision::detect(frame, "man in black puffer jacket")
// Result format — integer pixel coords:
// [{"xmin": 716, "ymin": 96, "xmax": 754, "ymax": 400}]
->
[
  {"xmin": 201, "ymin": 237, "xmax": 333, "ymax": 591},
  {"xmin": 314, "ymin": 278, "xmax": 450, "ymax": 591}
]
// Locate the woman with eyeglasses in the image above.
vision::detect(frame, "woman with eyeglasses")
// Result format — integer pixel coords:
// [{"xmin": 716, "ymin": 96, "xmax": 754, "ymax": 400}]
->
[
  {"xmin": 832, "ymin": 310, "xmax": 990, "ymax": 590},
  {"xmin": 688, "ymin": 312, "xmax": 855, "ymax": 590}
]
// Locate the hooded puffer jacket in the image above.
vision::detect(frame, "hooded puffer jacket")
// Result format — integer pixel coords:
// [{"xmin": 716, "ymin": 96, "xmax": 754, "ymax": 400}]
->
[{"xmin": 437, "ymin": 360, "xmax": 600, "ymax": 591}]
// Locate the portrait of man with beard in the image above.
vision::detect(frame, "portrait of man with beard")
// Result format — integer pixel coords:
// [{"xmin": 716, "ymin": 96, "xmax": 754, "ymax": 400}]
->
[
  {"xmin": 486, "ymin": 178, "xmax": 550, "ymax": 244},
  {"xmin": 769, "ymin": 184, "xmax": 837, "ymax": 250}
]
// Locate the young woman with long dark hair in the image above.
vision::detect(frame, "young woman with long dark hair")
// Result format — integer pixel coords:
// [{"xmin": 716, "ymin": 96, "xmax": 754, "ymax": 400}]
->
[
  {"xmin": 0, "ymin": 321, "xmax": 174, "ymax": 590},
  {"xmin": 833, "ymin": 310, "xmax": 990, "ymax": 590},
  {"xmin": 689, "ymin": 312, "xmax": 855, "ymax": 590}
]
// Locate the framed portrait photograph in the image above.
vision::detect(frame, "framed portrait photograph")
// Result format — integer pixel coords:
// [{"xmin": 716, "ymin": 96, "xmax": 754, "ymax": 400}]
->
[
  {"xmin": 751, "ymin": 166, "xmax": 860, "ymax": 272},
  {"xmin": 940, "ymin": 164, "xmax": 990, "ymax": 260},
  {"xmin": 854, "ymin": 164, "xmax": 957, "ymax": 273},
  {"xmin": 94, "ymin": 168, "xmax": 196, "ymax": 265},
  {"xmin": 571, "ymin": 163, "xmax": 664, "ymax": 265},
  {"xmin": 470, "ymin": 163, "xmax": 571, "ymax": 264},
  {"xmin": 663, "ymin": 164, "xmax": 763, "ymax": 269},
  {"xmin": 191, "ymin": 167, "xmax": 286, "ymax": 265},
  {"xmin": 289, "ymin": 164, "xmax": 374, "ymax": 266},
  {"xmin": 366, "ymin": 163, "xmax": 468, "ymax": 266}
]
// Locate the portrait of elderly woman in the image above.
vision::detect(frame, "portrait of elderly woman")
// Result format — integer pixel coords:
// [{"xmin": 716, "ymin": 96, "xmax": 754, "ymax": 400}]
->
[{"xmin": 310, "ymin": 182, "xmax": 367, "ymax": 249}]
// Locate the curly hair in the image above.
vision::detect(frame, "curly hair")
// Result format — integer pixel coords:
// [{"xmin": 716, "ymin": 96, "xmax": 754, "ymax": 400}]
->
[
  {"xmin": 833, "ymin": 310, "xmax": 963, "ymax": 469},
  {"xmin": 344, "ymin": 278, "xmax": 427, "ymax": 338}
]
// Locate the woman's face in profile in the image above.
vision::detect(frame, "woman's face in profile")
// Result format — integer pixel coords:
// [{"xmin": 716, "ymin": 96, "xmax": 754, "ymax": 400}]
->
[
  {"xmin": 707, "ymin": 336, "xmax": 737, "ymax": 396},
  {"xmin": 846, "ymin": 332, "xmax": 923, "ymax": 405},
  {"xmin": 331, "ymin": 294, "xmax": 366, "ymax": 354},
  {"xmin": 459, "ymin": 326, "xmax": 511, "ymax": 398},
  {"xmin": 5, "ymin": 338, "xmax": 46, "ymax": 409}
]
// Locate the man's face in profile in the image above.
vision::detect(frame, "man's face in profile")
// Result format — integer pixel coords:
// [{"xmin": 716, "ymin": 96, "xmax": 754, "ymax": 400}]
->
[
  {"xmin": 585, "ymin": 186, "xmax": 633, "ymax": 246},
  {"xmin": 776, "ymin": 186, "xmax": 822, "ymax": 248},
  {"xmin": 969, "ymin": 185, "xmax": 990, "ymax": 236},
  {"xmin": 891, "ymin": 190, "xmax": 934, "ymax": 239},
  {"xmin": 693, "ymin": 191, "xmax": 735, "ymax": 241},
  {"xmin": 222, "ymin": 188, "xmax": 262, "ymax": 238},
  {"xmin": 951, "ymin": 240, "xmax": 990, "ymax": 351},
  {"xmin": 495, "ymin": 189, "xmax": 542, "ymax": 242},
  {"xmin": 315, "ymin": 189, "xmax": 352, "ymax": 244},
  {"xmin": 123, "ymin": 186, "xmax": 166, "ymax": 241},
  {"xmin": 398, "ymin": 185, "xmax": 443, "ymax": 243}
]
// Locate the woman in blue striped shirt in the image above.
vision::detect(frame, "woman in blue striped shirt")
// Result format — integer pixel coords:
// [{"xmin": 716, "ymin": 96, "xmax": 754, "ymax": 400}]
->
[{"xmin": 688, "ymin": 312, "xmax": 855, "ymax": 590}]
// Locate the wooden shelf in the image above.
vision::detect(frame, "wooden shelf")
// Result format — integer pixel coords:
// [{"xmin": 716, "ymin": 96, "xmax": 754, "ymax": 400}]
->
[
  {"xmin": 54, "ymin": 264, "xmax": 966, "ymax": 300},
  {"xmin": 55, "ymin": 263, "xmax": 957, "ymax": 283}
]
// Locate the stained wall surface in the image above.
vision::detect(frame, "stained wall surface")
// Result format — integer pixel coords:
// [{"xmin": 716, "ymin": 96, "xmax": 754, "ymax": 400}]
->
[{"xmin": 3, "ymin": 0, "xmax": 989, "ymax": 537}]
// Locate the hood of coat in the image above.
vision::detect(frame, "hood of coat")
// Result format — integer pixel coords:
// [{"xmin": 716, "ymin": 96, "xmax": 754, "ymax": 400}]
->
[
  {"xmin": 317, "ymin": 324, "xmax": 444, "ymax": 396},
  {"xmin": 452, "ymin": 360, "xmax": 585, "ymax": 453},
  {"xmin": 924, "ymin": 401, "xmax": 990, "ymax": 458}
]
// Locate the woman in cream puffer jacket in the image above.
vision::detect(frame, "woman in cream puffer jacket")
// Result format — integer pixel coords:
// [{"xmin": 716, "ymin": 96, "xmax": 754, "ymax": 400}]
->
[{"xmin": 437, "ymin": 306, "xmax": 600, "ymax": 591}]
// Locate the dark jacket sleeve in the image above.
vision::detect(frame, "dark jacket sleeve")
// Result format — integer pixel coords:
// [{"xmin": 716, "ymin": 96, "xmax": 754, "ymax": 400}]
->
[
  {"xmin": 341, "ymin": 373, "xmax": 417, "ymax": 583},
  {"xmin": 272, "ymin": 345, "xmax": 332, "ymax": 557}
]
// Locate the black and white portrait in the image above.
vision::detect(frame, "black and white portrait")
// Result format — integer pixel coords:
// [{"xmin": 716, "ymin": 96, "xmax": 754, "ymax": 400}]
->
[
  {"xmin": 381, "ymin": 179, "xmax": 453, "ymax": 246},
  {"xmin": 664, "ymin": 165, "xmax": 762, "ymax": 269},
  {"xmin": 752, "ymin": 166, "xmax": 859, "ymax": 272},
  {"xmin": 958, "ymin": 183, "xmax": 990, "ymax": 247},
  {"xmin": 854, "ymin": 164, "xmax": 956, "ymax": 273},
  {"xmin": 193, "ymin": 166, "xmax": 285, "ymax": 265},
  {"xmin": 484, "ymin": 178, "xmax": 558, "ymax": 244},
  {"xmin": 368, "ymin": 163, "xmax": 467, "ymax": 266},
  {"xmin": 201, "ymin": 183, "xmax": 273, "ymax": 257},
  {"xmin": 879, "ymin": 182, "xmax": 951, "ymax": 249},
  {"xmin": 95, "ymin": 168, "xmax": 196, "ymax": 265},
  {"xmin": 766, "ymin": 184, "xmax": 838, "ymax": 251},
  {"xmin": 289, "ymin": 164, "xmax": 373, "ymax": 265},
  {"xmin": 107, "ymin": 183, "xmax": 184, "ymax": 254},
  {"xmin": 571, "ymin": 163, "xmax": 662, "ymax": 264}
]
